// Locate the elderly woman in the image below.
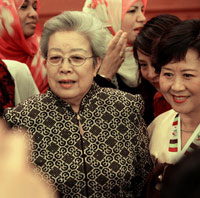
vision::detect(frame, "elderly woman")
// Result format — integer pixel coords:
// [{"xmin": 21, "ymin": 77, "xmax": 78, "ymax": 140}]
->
[{"xmin": 3, "ymin": 11, "xmax": 153, "ymax": 197}]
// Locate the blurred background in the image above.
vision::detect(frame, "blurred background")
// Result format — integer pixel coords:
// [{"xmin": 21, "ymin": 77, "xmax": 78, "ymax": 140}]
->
[{"xmin": 39, "ymin": 0, "xmax": 200, "ymax": 28}]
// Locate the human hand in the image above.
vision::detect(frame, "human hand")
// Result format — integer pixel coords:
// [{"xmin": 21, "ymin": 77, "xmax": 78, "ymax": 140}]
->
[
  {"xmin": 98, "ymin": 30, "xmax": 127, "ymax": 80},
  {"xmin": 0, "ymin": 119, "xmax": 57, "ymax": 198}
]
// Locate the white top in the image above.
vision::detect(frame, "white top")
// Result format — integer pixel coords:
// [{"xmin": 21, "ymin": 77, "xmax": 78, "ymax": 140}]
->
[
  {"xmin": 148, "ymin": 109, "xmax": 200, "ymax": 165},
  {"xmin": 148, "ymin": 109, "xmax": 178, "ymax": 164},
  {"xmin": 3, "ymin": 59, "xmax": 39, "ymax": 105}
]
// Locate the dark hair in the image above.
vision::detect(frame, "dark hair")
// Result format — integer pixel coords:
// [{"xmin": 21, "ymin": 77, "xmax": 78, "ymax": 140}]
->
[
  {"xmin": 154, "ymin": 19, "xmax": 200, "ymax": 73},
  {"xmin": 160, "ymin": 149, "xmax": 200, "ymax": 198},
  {"xmin": 132, "ymin": 14, "xmax": 181, "ymax": 124},
  {"xmin": 133, "ymin": 14, "xmax": 181, "ymax": 69}
]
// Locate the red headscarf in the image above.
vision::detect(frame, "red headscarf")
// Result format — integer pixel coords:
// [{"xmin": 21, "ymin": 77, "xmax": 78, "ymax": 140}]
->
[
  {"xmin": 0, "ymin": 58, "xmax": 15, "ymax": 116},
  {"xmin": 0, "ymin": 0, "xmax": 48, "ymax": 93}
]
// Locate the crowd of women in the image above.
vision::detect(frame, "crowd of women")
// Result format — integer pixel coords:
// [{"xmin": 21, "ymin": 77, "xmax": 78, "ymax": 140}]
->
[{"xmin": 0, "ymin": 0, "xmax": 200, "ymax": 198}]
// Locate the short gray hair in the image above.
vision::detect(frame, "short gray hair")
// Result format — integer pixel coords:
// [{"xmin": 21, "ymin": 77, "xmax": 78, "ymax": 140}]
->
[{"xmin": 40, "ymin": 11, "xmax": 107, "ymax": 62}]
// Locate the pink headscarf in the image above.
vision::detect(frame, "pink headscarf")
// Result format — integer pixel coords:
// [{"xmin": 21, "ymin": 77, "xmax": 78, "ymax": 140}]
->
[
  {"xmin": 0, "ymin": 0, "xmax": 48, "ymax": 93},
  {"xmin": 83, "ymin": 0, "xmax": 147, "ymax": 88},
  {"xmin": 83, "ymin": 0, "xmax": 147, "ymax": 33},
  {"xmin": 14, "ymin": 0, "xmax": 24, "ymax": 9}
]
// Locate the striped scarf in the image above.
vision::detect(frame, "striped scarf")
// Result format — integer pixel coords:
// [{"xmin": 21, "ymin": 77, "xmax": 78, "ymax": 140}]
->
[{"xmin": 169, "ymin": 113, "xmax": 200, "ymax": 157}]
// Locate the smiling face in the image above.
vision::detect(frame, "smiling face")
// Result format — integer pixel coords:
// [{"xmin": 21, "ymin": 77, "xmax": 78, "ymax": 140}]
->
[
  {"xmin": 137, "ymin": 50, "xmax": 160, "ymax": 91},
  {"xmin": 159, "ymin": 49, "xmax": 200, "ymax": 116},
  {"xmin": 18, "ymin": 0, "xmax": 38, "ymax": 38},
  {"xmin": 46, "ymin": 31, "xmax": 101, "ymax": 112},
  {"xmin": 121, "ymin": 0, "xmax": 146, "ymax": 44}
]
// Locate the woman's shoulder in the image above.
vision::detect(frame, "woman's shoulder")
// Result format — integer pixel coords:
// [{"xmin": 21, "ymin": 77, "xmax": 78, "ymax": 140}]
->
[
  {"xmin": 147, "ymin": 109, "xmax": 177, "ymax": 136},
  {"xmin": 99, "ymin": 86, "xmax": 143, "ymax": 101},
  {"xmin": 3, "ymin": 59, "xmax": 29, "ymax": 70},
  {"xmin": 4, "ymin": 92, "xmax": 49, "ymax": 112},
  {"xmin": 3, "ymin": 59, "xmax": 37, "ymax": 85},
  {"xmin": 3, "ymin": 91, "xmax": 54, "ymax": 125},
  {"xmin": 97, "ymin": 86, "xmax": 144, "ymax": 112},
  {"xmin": 153, "ymin": 109, "xmax": 176, "ymax": 120},
  {"xmin": 149, "ymin": 109, "xmax": 177, "ymax": 126},
  {"xmin": 4, "ymin": 59, "xmax": 40, "ymax": 104}
]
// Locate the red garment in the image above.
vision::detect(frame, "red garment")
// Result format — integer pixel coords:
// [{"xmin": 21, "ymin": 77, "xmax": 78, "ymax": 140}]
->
[
  {"xmin": 0, "ymin": 0, "xmax": 48, "ymax": 93},
  {"xmin": 153, "ymin": 91, "xmax": 171, "ymax": 117},
  {"xmin": 0, "ymin": 58, "xmax": 15, "ymax": 116}
]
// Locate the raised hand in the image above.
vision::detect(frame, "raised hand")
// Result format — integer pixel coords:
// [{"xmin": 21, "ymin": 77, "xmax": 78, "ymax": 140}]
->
[{"xmin": 98, "ymin": 30, "xmax": 127, "ymax": 80}]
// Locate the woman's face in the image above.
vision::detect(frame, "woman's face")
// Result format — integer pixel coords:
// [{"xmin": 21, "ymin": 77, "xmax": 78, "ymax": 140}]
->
[
  {"xmin": 137, "ymin": 50, "xmax": 160, "ymax": 91},
  {"xmin": 18, "ymin": 0, "xmax": 38, "ymax": 38},
  {"xmin": 160, "ymin": 49, "xmax": 200, "ymax": 116},
  {"xmin": 46, "ymin": 31, "xmax": 101, "ymax": 110},
  {"xmin": 121, "ymin": 0, "xmax": 146, "ymax": 44}
]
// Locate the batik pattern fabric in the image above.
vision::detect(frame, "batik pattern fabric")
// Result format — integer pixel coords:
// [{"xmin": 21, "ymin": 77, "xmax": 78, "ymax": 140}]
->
[
  {"xmin": 0, "ymin": 58, "xmax": 15, "ymax": 116},
  {"xmin": 0, "ymin": 0, "xmax": 48, "ymax": 93},
  {"xmin": 3, "ymin": 83, "xmax": 153, "ymax": 198},
  {"xmin": 82, "ymin": 0, "xmax": 147, "ymax": 88}
]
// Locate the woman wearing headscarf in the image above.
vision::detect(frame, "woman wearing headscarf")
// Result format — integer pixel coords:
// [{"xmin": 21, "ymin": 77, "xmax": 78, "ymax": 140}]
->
[
  {"xmin": 83, "ymin": 0, "xmax": 147, "ymax": 94},
  {"xmin": 0, "ymin": 0, "xmax": 48, "ymax": 93}
]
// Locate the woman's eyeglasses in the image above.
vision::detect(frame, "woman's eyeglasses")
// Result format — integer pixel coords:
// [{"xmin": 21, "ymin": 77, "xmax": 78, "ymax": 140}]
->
[{"xmin": 47, "ymin": 55, "xmax": 95, "ymax": 67}]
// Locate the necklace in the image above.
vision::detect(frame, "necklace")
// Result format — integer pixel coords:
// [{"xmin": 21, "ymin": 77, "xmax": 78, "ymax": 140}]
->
[{"xmin": 181, "ymin": 129, "xmax": 194, "ymax": 133}]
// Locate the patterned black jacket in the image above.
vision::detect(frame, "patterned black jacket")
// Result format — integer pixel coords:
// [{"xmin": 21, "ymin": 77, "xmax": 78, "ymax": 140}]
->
[{"xmin": 3, "ymin": 83, "xmax": 153, "ymax": 198}]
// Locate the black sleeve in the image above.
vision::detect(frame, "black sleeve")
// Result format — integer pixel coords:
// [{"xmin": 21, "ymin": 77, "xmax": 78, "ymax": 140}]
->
[{"xmin": 94, "ymin": 74, "xmax": 116, "ymax": 89}]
